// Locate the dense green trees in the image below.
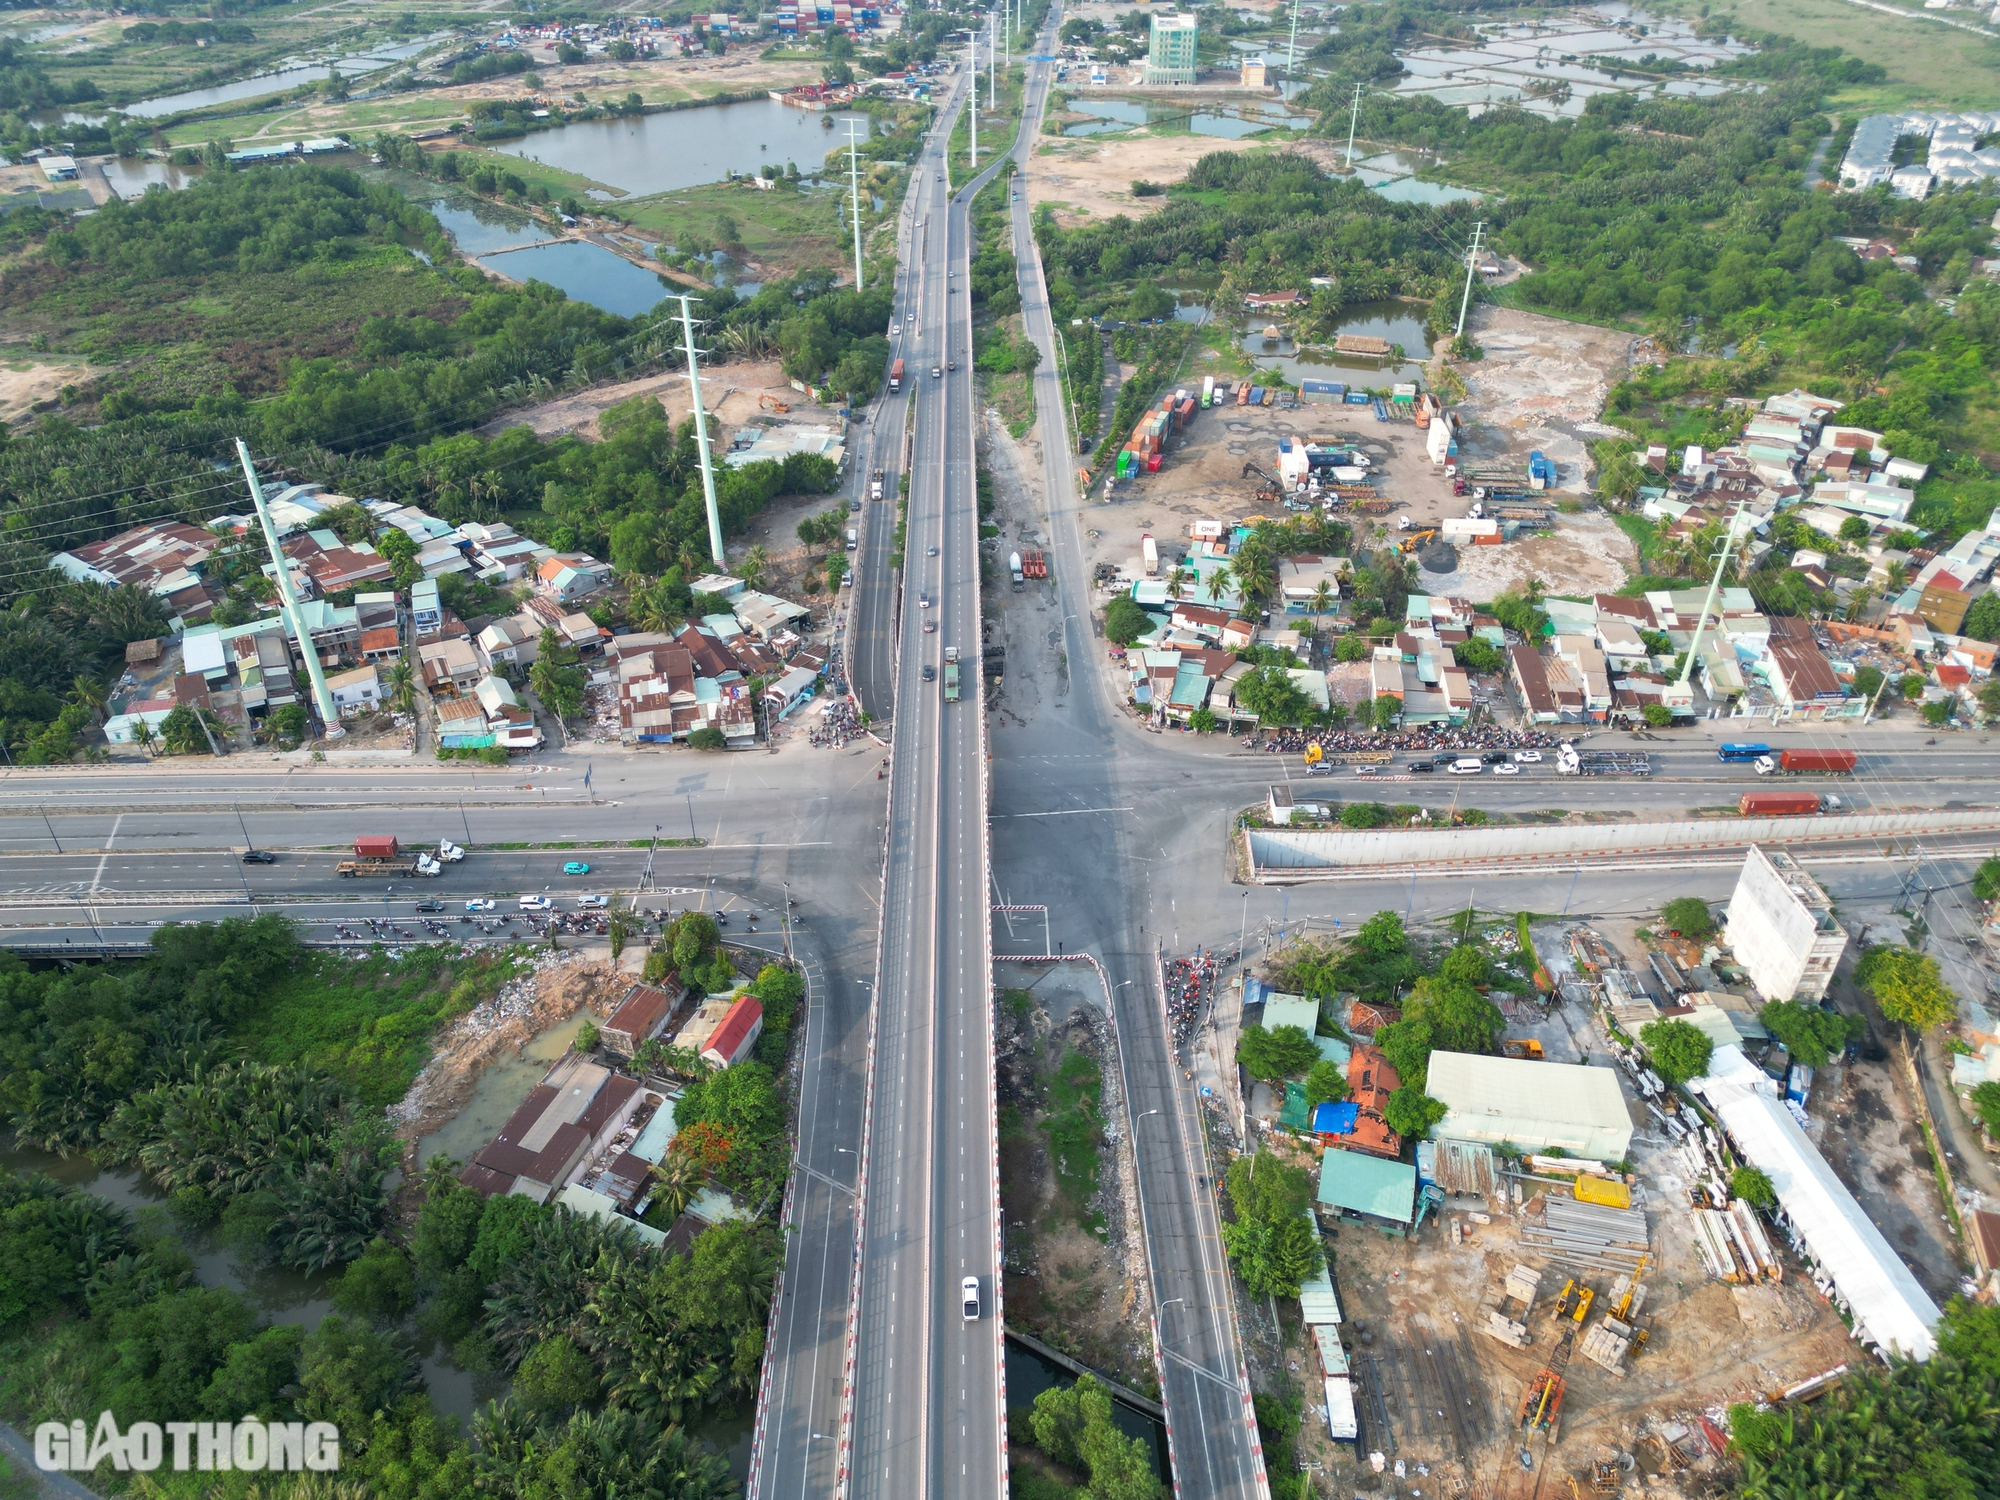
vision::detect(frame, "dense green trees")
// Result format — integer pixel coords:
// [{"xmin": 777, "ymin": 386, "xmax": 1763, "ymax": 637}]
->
[
  {"xmin": 1730, "ymin": 1298, "xmax": 1999, "ymax": 1497},
  {"xmin": 1220, "ymin": 1152, "xmax": 1324, "ymax": 1299},
  {"xmin": 1639, "ymin": 1017, "xmax": 1715, "ymax": 1085},
  {"xmin": 1659, "ymin": 896, "xmax": 1716, "ymax": 939},
  {"xmin": 1237, "ymin": 1023, "xmax": 1321, "ymax": 1081},
  {"xmin": 1757, "ymin": 1000, "xmax": 1865, "ymax": 1067},
  {"xmin": 1376, "ymin": 975, "xmax": 1503, "ymax": 1091},
  {"xmin": 1026, "ymin": 1375, "xmax": 1163, "ymax": 1500},
  {"xmin": 1857, "ymin": 945, "xmax": 1959, "ymax": 1032}
]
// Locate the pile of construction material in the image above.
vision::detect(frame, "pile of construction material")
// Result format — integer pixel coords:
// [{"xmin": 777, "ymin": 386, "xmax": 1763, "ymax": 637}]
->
[
  {"xmin": 1521, "ymin": 1193, "xmax": 1650, "ymax": 1271},
  {"xmin": 1578, "ymin": 1272, "xmax": 1648, "ymax": 1377},
  {"xmin": 1691, "ymin": 1200, "xmax": 1782, "ymax": 1282},
  {"xmin": 1480, "ymin": 1263, "xmax": 1542, "ymax": 1350}
]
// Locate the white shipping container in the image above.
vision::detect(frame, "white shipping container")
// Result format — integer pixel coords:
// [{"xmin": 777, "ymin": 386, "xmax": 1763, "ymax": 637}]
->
[{"xmin": 1141, "ymin": 534, "xmax": 1159, "ymax": 576}]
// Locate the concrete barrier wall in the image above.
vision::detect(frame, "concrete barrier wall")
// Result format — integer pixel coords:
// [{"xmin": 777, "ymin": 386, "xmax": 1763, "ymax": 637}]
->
[{"xmin": 1246, "ymin": 809, "xmax": 2000, "ymax": 873}]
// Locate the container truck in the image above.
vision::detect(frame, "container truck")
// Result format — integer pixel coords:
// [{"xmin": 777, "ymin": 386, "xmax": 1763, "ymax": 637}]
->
[
  {"xmin": 1739, "ymin": 791, "xmax": 1841, "ymax": 817},
  {"xmin": 338, "ymin": 835, "xmax": 444, "ymax": 877},
  {"xmin": 943, "ymin": 646, "xmax": 960, "ymax": 701},
  {"xmin": 870, "ymin": 469, "xmax": 885, "ymax": 501},
  {"xmin": 889, "ymin": 358, "xmax": 905, "ymax": 392},
  {"xmin": 1754, "ymin": 749, "xmax": 1856, "ymax": 775}
]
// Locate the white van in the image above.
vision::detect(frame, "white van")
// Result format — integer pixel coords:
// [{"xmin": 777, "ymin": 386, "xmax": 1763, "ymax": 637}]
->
[
  {"xmin": 1449, "ymin": 758, "xmax": 1484, "ymax": 775},
  {"xmin": 519, "ymin": 894, "xmax": 553, "ymax": 911}
]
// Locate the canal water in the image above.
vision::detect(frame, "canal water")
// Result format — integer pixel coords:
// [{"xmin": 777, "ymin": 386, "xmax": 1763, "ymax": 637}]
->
[
  {"xmin": 121, "ymin": 37, "xmax": 443, "ymax": 118},
  {"xmin": 1238, "ymin": 298, "xmax": 1431, "ymax": 388},
  {"xmin": 1062, "ymin": 96, "xmax": 1309, "ymax": 139},
  {"xmin": 490, "ymin": 99, "xmax": 877, "ymax": 197},
  {"xmin": 479, "ymin": 242, "xmax": 676, "ymax": 317},
  {"xmin": 1005, "ymin": 1337, "xmax": 1171, "ymax": 1484}
]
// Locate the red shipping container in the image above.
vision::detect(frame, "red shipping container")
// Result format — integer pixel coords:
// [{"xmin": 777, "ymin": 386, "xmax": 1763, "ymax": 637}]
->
[
  {"xmin": 1739, "ymin": 792, "xmax": 1824, "ymax": 817},
  {"xmin": 1777, "ymin": 748, "xmax": 1856, "ymax": 772},
  {"xmin": 354, "ymin": 835, "xmax": 399, "ymax": 859},
  {"xmin": 1146, "ymin": 453, "xmax": 1162, "ymax": 472}
]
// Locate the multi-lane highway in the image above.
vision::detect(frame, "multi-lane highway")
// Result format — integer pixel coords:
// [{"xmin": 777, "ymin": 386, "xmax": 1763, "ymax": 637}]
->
[{"xmin": 841, "ymin": 30, "xmax": 1010, "ymax": 1495}]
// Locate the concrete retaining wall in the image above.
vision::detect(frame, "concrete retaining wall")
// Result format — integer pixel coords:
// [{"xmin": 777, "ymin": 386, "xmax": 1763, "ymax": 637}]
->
[{"xmin": 1245, "ymin": 809, "xmax": 2000, "ymax": 876}]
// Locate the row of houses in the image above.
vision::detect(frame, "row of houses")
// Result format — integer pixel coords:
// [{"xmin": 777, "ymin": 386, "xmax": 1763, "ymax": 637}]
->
[{"xmin": 51, "ymin": 488, "xmax": 613, "ymax": 632}]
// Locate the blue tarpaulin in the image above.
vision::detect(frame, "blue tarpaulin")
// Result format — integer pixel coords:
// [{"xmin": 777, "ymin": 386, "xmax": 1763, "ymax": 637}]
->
[{"xmin": 1312, "ymin": 1101, "xmax": 1360, "ymax": 1136}]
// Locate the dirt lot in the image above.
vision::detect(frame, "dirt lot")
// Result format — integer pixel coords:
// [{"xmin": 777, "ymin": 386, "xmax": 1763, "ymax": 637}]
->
[
  {"xmin": 1026, "ymin": 131, "xmax": 1266, "ymax": 226},
  {"xmin": 388, "ymin": 950, "xmax": 626, "ymax": 1158},
  {"xmin": 482, "ymin": 357, "xmax": 845, "ymax": 440},
  {"xmin": 997, "ymin": 981, "xmax": 1156, "ymax": 1386},
  {"xmin": 1457, "ymin": 305, "xmax": 1640, "ymax": 498}
]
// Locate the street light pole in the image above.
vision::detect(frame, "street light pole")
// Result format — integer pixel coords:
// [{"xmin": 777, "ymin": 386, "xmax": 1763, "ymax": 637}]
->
[{"xmin": 40, "ymin": 805, "xmax": 62, "ymax": 853}]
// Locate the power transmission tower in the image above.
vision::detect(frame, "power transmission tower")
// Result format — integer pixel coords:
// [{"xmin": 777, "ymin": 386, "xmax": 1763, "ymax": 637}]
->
[
  {"xmin": 969, "ymin": 29, "xmax": 978, "ymax": 169},
  {"xmin": 1286, "ymin": 0, "xmax": 1302, "ymax": 84},
  {"xmin": 1454, "ymin": 220, "xmax": 1485, "ymax": 339},
  {"xmin": 233, "ymin": 439, "xmax": 342, "ymax": 737},
  {"xmin": 844, "ymin": 118, "xmax": 865, "ymax": 291},
  {"xmin": 671, "ymin": 296, "xmax": 726, "ymax": 567},
  {"xmin": 1345, "ymin": 81, "xmax": 1363, "ymax": 166}
]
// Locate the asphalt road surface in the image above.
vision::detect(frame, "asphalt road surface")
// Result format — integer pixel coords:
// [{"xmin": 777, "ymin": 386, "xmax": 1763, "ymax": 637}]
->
[{"xmin": 991, "ymin": 17, "xmax": 1269, "ymax": 1500}]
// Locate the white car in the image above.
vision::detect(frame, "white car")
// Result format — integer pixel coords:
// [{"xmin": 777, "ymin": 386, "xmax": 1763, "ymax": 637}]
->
[
  {"xmin": 1514, "ymin": 749, "xmax": 1543, "ymax": 764},
  {"xmin": 919, "ymin": 593, "xmax": 932, "ymax": 609},
  {"xmin": 1493, "ymin": 762, "xmax": 1520, "ymax": 776},
  {"xmin": 891, "ymin": 321, "xmax": 902, "ymax": 336},
  {"xmin": 518, "ymin": 895, "xmax": 553, "ymax": 912},
  {"xmin": 962, "ymin": 1276, "xmax": 980, "ymax": 1320},
  {"xmin": 576, "ymin": 895, "xmax": 609, "ymax": 909},
  {"xmin": 464, "ymin": 898, "xmax": 496, "ymax": 912}
]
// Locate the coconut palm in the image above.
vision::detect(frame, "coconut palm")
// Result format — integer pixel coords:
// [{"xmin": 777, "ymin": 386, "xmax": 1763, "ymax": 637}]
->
[
  {"xmin": 739, "ymin": 544, "xmax": 771, "ymax": 590},
  {"xmin": 1235, "ymin": 553, "xmax": 1277, "ymax": 610},
  {"xmin": 631, "ymin": 577, "xmax": 683, "ymax": 634},
  {"xmin": 385, "ymin": 657, "xmax": 417, "ymax": 715},
  {"xmin": 130, "ymin": 719, "xmax": 157, "ymax": 758},
  {"xmin": 648, "ymin": 1150, "xmax": 704, "ymax": 1221},
  {"xmin": 1309, "ymin": 579, "xmax": 1335, "ymax": 637},
  {"xmin": 1205, "ymin": 565, "xmax": 1234, "ymax": 609},
  {"xmin": 69, "ymin": 674, "xmax": 107, "ymax": 725},
  {"xmin": 1165, "ymin": 566, "xmax": 1189, "ymax": 604}
]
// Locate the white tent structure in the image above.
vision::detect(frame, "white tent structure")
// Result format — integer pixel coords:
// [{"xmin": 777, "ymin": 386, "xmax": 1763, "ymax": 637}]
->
[{"xmin": 1692, "ymin": 1045, "xmax": 1939, "ymax": 1362}]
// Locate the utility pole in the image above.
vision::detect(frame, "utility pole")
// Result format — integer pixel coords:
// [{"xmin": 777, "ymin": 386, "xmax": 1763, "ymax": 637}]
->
[
  {"xmin": 988, "ymin": 10, "xmax": 995, "ymax": 99},
  {"xmin": 844, "ymin": 118, "xmax": 865, "ymax": 292},
  {"xmin": 234, "ymin": 439, "xmax": 342, "ymax": 737},
  {"xmin": 1345, "ymin": 81, "xmax": 1363, "ymax": 167},
  {"xmin": 1677, "ymin": 503, "xmax": 1751, "ymax": 695},
  {"xmin": 672, "ymin": 295, "xmax": 726, "ymax": 568},
  {"xmin": 1454, "ymin": 220, "xmax": 1486, "ymax": 339},
  {"xmin": 1286, "ymin": 0, "xmax": 1302, "ymax": 85}
]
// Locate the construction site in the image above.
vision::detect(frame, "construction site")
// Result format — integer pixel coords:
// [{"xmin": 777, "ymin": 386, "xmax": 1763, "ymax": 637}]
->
[{"xmin": 1239, "ymin": 913, "xmax": 1889, "ymax": 1500}]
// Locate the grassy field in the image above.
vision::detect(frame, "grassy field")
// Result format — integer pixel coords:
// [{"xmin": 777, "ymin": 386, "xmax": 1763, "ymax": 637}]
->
[
  {"xmin": 1656, "ymin": 0, "xmax": 2000, "ymax": 110},
  {"xmin": 20, "ymin": 0, "xmax": 481, "ymax": 109},
  {"xmin": 4, "ymin": 238, "xmax": 464, "ymax": 404},
  {"xmin": 231, "ymin": 944, "xmax": 532, "ymax": 1109},
  {"xmin": 617, "ymin": 177, "xmax": 852, "ymax": 272}
]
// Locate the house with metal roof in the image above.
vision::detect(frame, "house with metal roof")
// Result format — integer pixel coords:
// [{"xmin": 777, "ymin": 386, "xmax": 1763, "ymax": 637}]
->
[
  {"xmin": 1426, "ymin": 1051, "xmax": 1633, "ymax": 1161},
  {"xmin": 1316, "ymin": 1148, "xmax": 1417, "ymax": 1226}
]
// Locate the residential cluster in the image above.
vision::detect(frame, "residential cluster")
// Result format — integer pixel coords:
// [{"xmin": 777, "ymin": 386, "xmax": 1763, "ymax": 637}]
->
[
  {"xmin": 57, "ymin": 479, "xmax": 836, "ymax": 754},
  {"xmin": 1837, "ymin": 111, "xmax": 2000, "ymax": 198},
  {"xmin": 457, "ymin": 976, "xmax": 766, "ymax": 1249}
]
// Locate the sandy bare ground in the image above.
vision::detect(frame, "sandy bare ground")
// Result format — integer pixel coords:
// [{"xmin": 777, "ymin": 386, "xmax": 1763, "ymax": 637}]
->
[
  {"xmin": 481, "ymin": 356, "xmax": 844, "ymax": 439},
  {"xmin": 1417, "ymin": 506, "xmax": 1639, "ymax": 599},
  {"xmin": 0, "ymin": 361, "xmax": 84, "ymax": 424},
  {"xmin": 1026, "ymin": 132, "xmax": 1265, "ymax": 224},
  {"xmin": 1456, "ymin": 303, "xmax": 1639, "ymax": 494}
]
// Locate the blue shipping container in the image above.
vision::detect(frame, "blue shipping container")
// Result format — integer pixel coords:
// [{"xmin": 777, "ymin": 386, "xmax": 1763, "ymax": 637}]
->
[{"xmin": 1345, "ymin": 391, "xmax": 1370, "ymax": 405}]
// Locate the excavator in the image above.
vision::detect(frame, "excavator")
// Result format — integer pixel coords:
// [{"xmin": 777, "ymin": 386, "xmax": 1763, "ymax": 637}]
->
[
  {"xmin": 1394, "ymin": 528, "xmax": 1438, "ymax": 554},
  {"xmin": 758, "ymin": 393, "xmax": 791, "ymax": 413},
  {"xmin": 1242, "ymin": 461, "xmax": 1284, "ymax": 505}
]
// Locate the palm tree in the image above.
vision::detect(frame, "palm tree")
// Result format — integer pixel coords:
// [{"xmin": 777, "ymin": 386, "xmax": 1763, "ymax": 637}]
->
[
  {"xmin": 648, "ymin": 1151, "xmax": 704, "ymax": 1221},
  {"xmin": 1205, "ymin": 565, "xmax": 1234, "ymax": 609},
  {"xmin": 130, "ymin": 719, "xmax": 156, "ymax": 758},
  {"xmin": 1235, "ymin": 554, "xmax": 1277, "ymax": 611},
  {"xmin": 1165, "ymin": 566, "xmax": 1189, "ymax": 605},
  {"xmin": 385, "ymin": 657, "xmax": 416, "ymax": 715},
  {"xmin": 69, "ymin": 674, "xmax": 107, "ymax": 726},
  {"xmin": 1308, "ymin": 579, "xmax": 1335, "ymax": 637},
  {"xmin": 739, "ymin": 544, "xmax": 771, "ymax": 590}
]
